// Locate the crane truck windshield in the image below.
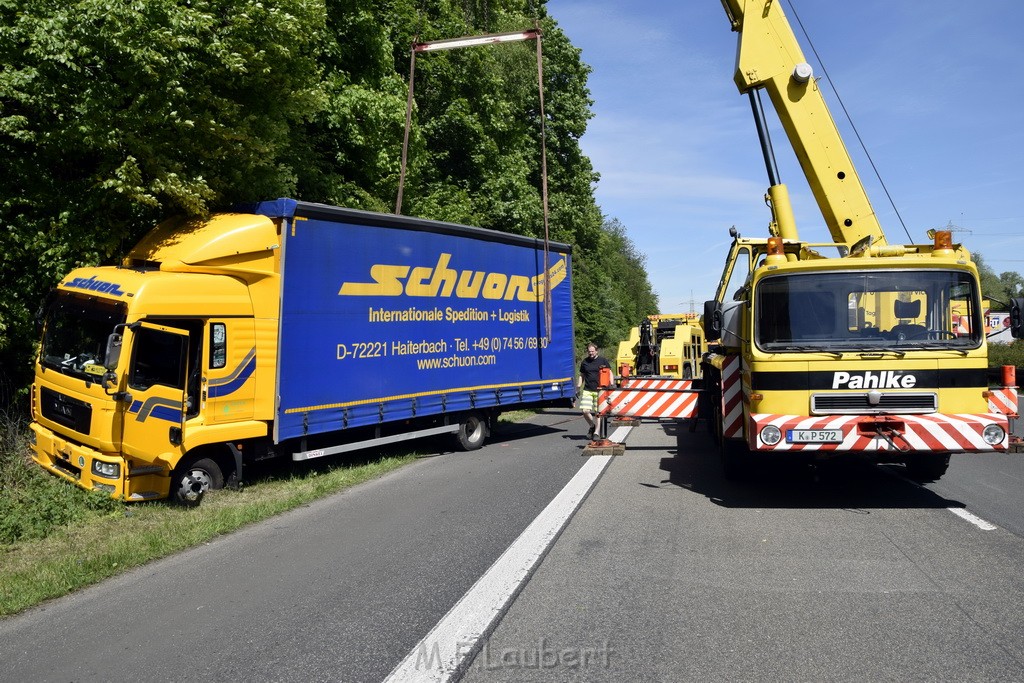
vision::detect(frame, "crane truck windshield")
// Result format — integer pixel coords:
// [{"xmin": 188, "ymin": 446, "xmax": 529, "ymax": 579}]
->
[
  {"xmin": 40, "ymin": 293, "xmax": 127, "ymax": 379},
  {"xmin": 755, "ymin": 269, "xmax": 981, "ymax": 353}
]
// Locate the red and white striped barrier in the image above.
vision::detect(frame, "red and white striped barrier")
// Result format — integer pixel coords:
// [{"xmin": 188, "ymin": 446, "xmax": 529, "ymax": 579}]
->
[
  {"xmin": 619, "ymin": 378, "xmax": 695, "ymax": 392},
  {"xmin": 598, "ymin": 385, "xmax": 699, "ymax": 419}
]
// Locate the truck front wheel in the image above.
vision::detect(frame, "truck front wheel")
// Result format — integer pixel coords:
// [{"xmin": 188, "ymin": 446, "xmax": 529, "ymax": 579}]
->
[
  {"xmin": 456, "ymin": 413, "xmax": 488, "ymax": 451},
  {"xmin": 171, "ymin": 457, "xmax": 225, "ymax": 506}
]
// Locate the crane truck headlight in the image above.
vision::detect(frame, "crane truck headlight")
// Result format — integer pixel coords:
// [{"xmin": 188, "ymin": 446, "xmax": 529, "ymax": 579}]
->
[
  {"xmin": 91, "ymin": 460, "xmax": 121, "ymax": 479},
  {"xmin": 760, "ymin": 425, "xmax": 782, "ymax": 446},
  {"xmin": 982, "ymin": 424, "xmax": 1006, "ymax": 446}
]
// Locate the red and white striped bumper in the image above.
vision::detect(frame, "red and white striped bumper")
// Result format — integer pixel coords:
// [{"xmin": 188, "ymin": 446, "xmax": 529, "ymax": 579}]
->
[{"xmin": 748, "ymin": 413, "xmax": 1009, "ymax": 453}]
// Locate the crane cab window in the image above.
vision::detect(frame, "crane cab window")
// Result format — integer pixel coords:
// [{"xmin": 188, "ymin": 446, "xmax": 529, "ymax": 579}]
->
[
  {"xmin": 716, "ymin": 245, "xmax": 754, "ymax": 302},
  {"xmin": 756, "ymin": 269, "xmax": 981, "ymax": 352}
]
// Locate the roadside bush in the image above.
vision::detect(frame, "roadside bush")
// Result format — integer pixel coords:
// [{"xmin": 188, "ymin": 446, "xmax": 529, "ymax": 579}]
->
[
  {"xmin": 987, "ymin": 340, "xmax": 1024, "ymax": 369},
  {"xmin": 0, "ymin": 410, "xmax": 121, "ymax": 545}
]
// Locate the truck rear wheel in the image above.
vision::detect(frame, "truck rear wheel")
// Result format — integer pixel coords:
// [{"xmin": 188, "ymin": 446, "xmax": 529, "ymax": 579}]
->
[
  {"xmin": 456, "ymin": 413, "xmax": 488, "ymax": 451},
  {"xmin": 171, "ymin": 457, "xmax": 225, "ymax": 506}
]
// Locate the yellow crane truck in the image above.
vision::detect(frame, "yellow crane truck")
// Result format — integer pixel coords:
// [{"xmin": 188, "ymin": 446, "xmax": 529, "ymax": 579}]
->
[{"xmin": 701, "ymin": 0, "xmax": 1018, "ymax": 480}]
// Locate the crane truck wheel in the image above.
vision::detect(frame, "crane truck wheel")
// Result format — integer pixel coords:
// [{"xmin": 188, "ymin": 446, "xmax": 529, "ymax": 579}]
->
[
  {"xmin": 171, "ymin": 456, "xmax": 225, "ymax": 506},
  {"xmin": 455, "ymin": 412, "xmax": 488, "ymax": 451},
  {"xmin": 710, "ymin": 392, "xmax": 724, "ymax": 444},
  {"xmin": 720, "ymin": 439, "xmax": 752, "ymax": 481},
  {"xmin": 904, "ymin": 454, "xmax": 950, "ymax": 483}
]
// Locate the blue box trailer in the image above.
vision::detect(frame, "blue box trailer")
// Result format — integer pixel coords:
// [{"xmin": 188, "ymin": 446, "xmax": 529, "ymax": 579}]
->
[{"xmin": 253, "ymin": 199, "xmax": 577, "ymax": 459}]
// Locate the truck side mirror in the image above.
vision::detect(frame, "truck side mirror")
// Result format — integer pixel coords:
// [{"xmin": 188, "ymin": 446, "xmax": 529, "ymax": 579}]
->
[
  {"xmin": 1011, "ymin": 298, "xmax": 1024, "ymax": 339},
  {"xmin": 104, "ymin": 332, "xmax": 124, "ymax": 370},
  {"xmin": 101, "ymin": 371, "xmax": 119, "ymax": 393},
  {"xmin": 703, "ymin": 300, "xmax": 722, "ymax": 338}
]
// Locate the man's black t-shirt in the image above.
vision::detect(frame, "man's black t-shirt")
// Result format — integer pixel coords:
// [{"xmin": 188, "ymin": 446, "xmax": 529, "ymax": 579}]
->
[{"xmin": 579, "ymin": 355, "xmax": 611, "ymax": 391}]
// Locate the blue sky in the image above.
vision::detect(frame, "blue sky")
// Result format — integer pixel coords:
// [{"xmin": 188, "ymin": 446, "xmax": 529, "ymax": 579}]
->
[{"xmin": 546, "ymin": 0, "xmax": 1024, "ymax": 313}]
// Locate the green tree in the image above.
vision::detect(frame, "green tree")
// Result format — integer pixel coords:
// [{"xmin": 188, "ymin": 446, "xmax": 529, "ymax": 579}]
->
[
  {"xmin": 0, "ymin": 0, "xmax": 655, "ymax": 395},
  {"xmin": 0, "ymin": 0, "xmax": 326, "ymax": 388},
  {"xmin": 975, "ymin": 252, "xmax": 1024, "ymax": 308},
  {"xmin": 573, "ymin": 217, "xmax": 658, "ymax": 349},
  {"xmin": 290, "ymin": 0, "xmax": 416, "ymax": 211},
  {"xmin": 998, "ymin": 271, "xmax": 1024, "ymax": 302}
]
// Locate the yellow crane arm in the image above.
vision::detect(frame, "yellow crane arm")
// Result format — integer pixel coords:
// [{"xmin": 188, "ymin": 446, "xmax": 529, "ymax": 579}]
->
[{"xmin": 720, "ymin": 0, "xmax": 887, "ymax": 248}]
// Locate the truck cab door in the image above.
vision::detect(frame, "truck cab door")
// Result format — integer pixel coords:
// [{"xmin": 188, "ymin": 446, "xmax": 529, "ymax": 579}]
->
[{"xmin": 120, "ymin": 322, "xmax": 189, "ymax": 462}]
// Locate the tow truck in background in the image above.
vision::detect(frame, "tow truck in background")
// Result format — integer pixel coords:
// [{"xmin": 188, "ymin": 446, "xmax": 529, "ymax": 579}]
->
[
  {"xmin": 575, "ymin": 312, "xmax": 704, "ymax": 446},
  {"xmin": 615, "ymin": 314, "xmax": 705, "ymax": 380},
  {"xmin": 583, "ymin": 314, "xmax": 708, "ymax": 442}
]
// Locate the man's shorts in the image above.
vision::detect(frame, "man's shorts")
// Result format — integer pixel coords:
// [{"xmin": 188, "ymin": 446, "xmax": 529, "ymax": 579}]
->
[{"xmin": 579, "ymin": 389, "xmax": 599, "ymax": 413}]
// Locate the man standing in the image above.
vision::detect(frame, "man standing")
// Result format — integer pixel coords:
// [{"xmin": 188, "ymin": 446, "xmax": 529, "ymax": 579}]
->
[{"xmin": 577, "ymin": 342, "xmax": 611, "ymax": 439}]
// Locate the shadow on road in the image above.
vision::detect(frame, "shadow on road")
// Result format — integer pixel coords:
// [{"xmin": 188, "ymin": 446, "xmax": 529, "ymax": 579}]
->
[
  {"xmin": 651, "ymin": 421, "xmax": 964, "ymax": 510},
  {"xmin": 241, "ymin": 416, "xmax": 569, "ymax": 483},
  {"xmin": 490, "ymin": 419, "xmax": 570, "ymax": 443}
]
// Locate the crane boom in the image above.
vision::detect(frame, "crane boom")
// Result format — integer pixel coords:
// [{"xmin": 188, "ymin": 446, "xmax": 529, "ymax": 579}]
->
[{"xmin": 721, "ymin": 0, "xmax": 887, "ymax": 247}]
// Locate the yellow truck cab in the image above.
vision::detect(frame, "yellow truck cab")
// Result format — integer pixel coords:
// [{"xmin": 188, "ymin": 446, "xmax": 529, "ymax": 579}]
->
[
  {"xmin": 32, "ymin": 212, "xmax": 278, "ymax": 500},
  {"xmin": 704, "ymin": 230, "xmax": 1010, "ymax": 480}
]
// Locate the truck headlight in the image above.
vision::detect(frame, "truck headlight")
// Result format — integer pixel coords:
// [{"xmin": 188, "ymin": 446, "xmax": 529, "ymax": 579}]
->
[
  {"xmin": 92, "ymin": 460, "xmax": 121, "ymax": 479},
  {"xmin": 760, "ymin": 424, "xmax": 782, "ymax": 446},
  {"xmin": 983, "ymin": 424, "xmax": 1006, "ymax": 445}
]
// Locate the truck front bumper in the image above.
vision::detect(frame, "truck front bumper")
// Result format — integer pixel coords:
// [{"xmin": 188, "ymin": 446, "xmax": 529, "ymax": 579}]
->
[
  {"xmin": 746, "ymin": 412, "xmax": 1009, "ymax": 454},
  {"xmin": 30, "ymin": 423, "xmax": 169, "ymax": 501}
]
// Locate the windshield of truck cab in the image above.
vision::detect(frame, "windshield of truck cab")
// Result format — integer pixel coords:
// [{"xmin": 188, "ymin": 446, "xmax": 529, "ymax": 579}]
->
[
  {"xmin": 755, "ymin": 269, "xmax": 981, "ymax": 352},
  {"xmin": 40, "ymin": 293, "xmax": 127, "ymax": 378}
]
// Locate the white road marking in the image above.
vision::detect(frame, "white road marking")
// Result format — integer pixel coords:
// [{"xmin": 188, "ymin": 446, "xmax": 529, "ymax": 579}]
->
[
  {"xmin": 947, "ymin": 506, "xmax": 998, "ymax": 531},
  {"xmin": 883, "ymin": 465, "xmax": 1000, "ymax": 532},
  {"xmin": 607, "ymin": 425, "xmax": 632, "ymax": 442},
  {"xmin": 383, "ymin": 454, "xmax": 614, "ymax": 682}
]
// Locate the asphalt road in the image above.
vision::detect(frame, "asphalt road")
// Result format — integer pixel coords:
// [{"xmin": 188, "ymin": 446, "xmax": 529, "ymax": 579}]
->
[
  {"xmin": 6, "ymin": 410, "xmax": 1024, "ymax": 682},
  {"xmin": 462, "ymin": 421, "xmax": 1024, "ymax": 682},
  {"xmin": 0, "ymin": 409, "xmax": 592, "ymax": 683}
]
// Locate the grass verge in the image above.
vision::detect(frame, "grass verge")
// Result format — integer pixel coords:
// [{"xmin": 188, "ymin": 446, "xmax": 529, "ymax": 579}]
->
[
  {"xmin": 0, "ymin": 438, "xmax": 414, "ymax": 617},
  {"xmin": 0, "ymin": 409, "xmax": 536, "ymax": 618}
]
